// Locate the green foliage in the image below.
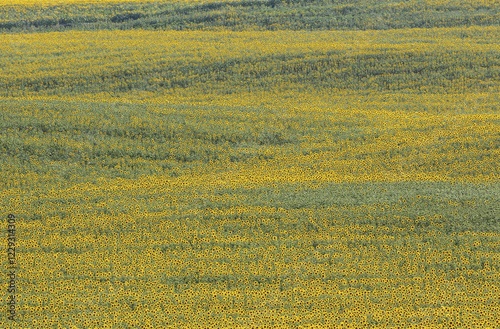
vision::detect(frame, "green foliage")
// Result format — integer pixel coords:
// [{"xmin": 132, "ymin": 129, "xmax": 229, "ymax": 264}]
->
[
  {"xmin": 0, "ymin": 99, "xmax": 309, "ymax": 187},
  {"xmin": 1, "ymin": 1, "xmax": 499, "ymax": 326},
  {"xmin": 3, "ymin": 48, "xmax": 500, "ymax": 97},
  {"xmin": 1, "ymin": 0, "xmax": 499, "ymax": 33}
]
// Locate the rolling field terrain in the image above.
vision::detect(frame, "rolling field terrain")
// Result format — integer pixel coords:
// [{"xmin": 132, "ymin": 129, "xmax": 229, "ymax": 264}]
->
[
  {"xmin": 1, "ymin": 0, "xmax": 500, "ymax": 32},
  {"xmin": 1, "ymin": 0, "xmax": 499, "ymax": 328}
]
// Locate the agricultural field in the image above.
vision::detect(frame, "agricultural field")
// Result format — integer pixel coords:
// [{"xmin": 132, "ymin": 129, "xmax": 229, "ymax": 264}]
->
[{"xmin": 1, "ymin": 0, "xmax": 499, "ymax": 328}]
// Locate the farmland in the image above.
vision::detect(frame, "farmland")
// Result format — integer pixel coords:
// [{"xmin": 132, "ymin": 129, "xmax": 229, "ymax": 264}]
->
[{"xmin": 1, "ymin": 0, "xmax": 499, "ymax": 328}]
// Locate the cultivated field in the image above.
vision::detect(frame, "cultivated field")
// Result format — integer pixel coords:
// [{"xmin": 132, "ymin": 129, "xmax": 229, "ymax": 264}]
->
[{"xmin": 1, "ymin": 0, "xmax": 499, "ymax": 328}]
